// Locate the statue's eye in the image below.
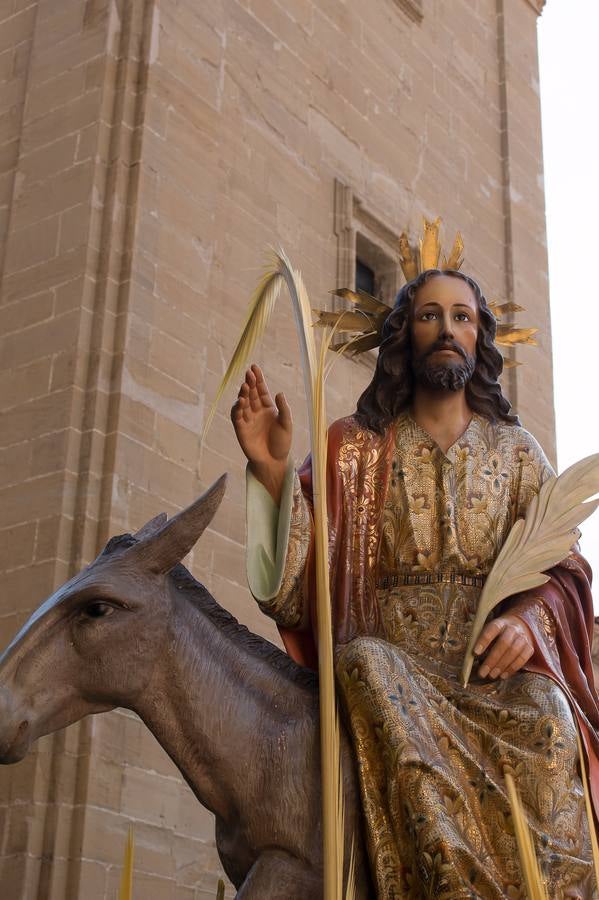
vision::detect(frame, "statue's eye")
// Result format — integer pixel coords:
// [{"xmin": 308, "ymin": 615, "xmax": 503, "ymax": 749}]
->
[{"xmin": 83, "ymin": 602, "xmax": 115, "ymax": 619}]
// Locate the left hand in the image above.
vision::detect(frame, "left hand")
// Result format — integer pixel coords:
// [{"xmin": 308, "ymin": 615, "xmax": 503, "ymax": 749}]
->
[{"xmin": 475, "ymin": 614, "xmax": 534, "ymax": 680}]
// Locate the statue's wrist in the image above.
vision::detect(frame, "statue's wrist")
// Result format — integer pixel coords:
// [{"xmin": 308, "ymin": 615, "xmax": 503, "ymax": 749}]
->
[{"xmin": 249, "ymin": 459, "xmax": 289, "ymax": 505}]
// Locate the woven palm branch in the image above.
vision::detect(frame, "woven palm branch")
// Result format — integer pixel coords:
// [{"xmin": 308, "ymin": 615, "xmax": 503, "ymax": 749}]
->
[
  {"xmin": 461, "ymin": 453, "xmax": 599, "ymax": 687},
  {"xmin": 201, "ymin": 250, "xmax": 350, "ymax": 900}
]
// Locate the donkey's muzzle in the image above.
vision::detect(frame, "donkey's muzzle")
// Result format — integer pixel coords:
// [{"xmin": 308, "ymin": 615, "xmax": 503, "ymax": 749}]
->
[{"xmin": 0, "ymin": 686, "xmax": 31, "ymax": 763}]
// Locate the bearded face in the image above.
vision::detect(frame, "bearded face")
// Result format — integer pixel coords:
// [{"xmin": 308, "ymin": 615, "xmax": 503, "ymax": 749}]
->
[
  {"xmin": 409, "ymin": 275, "xmax": 479, "ymax": 392},
  {"xmin": 411, "ymin": 337, "xmax": 476, "ymax": 391},
  {"xmin": 355, "ymin": 269, "xmax": 518, "ymax": 434}
]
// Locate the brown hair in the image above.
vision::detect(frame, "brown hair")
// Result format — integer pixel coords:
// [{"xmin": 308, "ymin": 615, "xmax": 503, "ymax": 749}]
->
[{"xmin": 355, "ymin": 269, "xmax": 519, "ymax": 434}]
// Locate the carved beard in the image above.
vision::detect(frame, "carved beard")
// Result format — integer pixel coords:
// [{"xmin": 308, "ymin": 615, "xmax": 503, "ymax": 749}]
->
[{"xmin": 412, "ymin": 342, "xmax": 476, "ymax": 392}]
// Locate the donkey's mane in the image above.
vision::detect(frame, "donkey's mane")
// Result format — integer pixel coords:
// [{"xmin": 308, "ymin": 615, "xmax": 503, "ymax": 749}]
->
[{"xmin": 104, "ymin": 533, "xmax": 318, "ymax": 691}]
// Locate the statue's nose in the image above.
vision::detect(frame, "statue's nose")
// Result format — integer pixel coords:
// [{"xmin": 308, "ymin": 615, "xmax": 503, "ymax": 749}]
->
[{"xmin": 0, "ymin": 685, "xmax": 31, "ymax": 764}]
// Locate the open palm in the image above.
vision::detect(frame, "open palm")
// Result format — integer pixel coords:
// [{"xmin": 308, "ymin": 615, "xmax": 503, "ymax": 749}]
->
[{"xmin": 231, "ymin": 364, "xmax": 292, "ymax": 470}]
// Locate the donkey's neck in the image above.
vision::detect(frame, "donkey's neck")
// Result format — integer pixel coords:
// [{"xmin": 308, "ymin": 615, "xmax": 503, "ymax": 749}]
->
[{"xmin": 132, "ymin": 574, "xmax": 316, "ymax": 823}]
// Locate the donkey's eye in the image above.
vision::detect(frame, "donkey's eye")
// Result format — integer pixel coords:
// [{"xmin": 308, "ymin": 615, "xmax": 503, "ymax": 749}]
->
[{"xmin": 83, "ymin": 602, "xmax": 115, "ymax": 619}]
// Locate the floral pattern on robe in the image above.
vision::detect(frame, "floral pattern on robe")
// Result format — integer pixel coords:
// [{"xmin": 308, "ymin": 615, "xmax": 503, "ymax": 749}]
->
[{"xmin": 249, "ymin": 413, "xmax": 596, "ymax": 898}]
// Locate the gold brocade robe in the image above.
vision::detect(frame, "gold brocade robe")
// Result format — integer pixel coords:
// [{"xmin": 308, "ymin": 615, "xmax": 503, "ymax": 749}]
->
[{"xmin": 247, "ymin": 413, "xmax": 595, "ymax": 898}]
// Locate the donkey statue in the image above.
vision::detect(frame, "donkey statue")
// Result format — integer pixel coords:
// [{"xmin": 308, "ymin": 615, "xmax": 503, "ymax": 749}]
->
[{"xmin": 0, "ymin": 475, "xmax": 373, "ymax": 899}]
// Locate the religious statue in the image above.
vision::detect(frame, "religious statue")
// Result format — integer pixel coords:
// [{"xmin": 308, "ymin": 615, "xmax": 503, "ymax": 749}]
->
[{"xmin": 232, "ymin": 234, "xmax": 599, "ymax": 897}]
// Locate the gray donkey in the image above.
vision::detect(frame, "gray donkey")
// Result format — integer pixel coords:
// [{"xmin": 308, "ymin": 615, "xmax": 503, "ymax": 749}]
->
[{"xmin": 0, "ymin": 475, "xmax": 373, "ymax": 899}]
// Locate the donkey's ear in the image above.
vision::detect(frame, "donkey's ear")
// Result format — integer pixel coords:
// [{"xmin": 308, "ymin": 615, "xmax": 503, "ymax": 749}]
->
[
  {"xmin": 130, "ymin": 474, "xmax": 227, "ymax": 574},
  {"xmin": 133, "ymin": 513, "xmax": 168, "ymax": 541}
]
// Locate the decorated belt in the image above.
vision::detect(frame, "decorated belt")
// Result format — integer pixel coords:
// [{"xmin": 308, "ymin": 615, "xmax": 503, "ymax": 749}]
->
[{"xmin": 376, "ymin": 572, "xmax": 486, "ymax": 589}]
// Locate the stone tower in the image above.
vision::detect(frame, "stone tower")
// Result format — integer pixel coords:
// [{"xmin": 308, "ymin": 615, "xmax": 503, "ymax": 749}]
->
[{"xmin": 0, "ymin": 0, "xmax": 550, "ymax": 896}]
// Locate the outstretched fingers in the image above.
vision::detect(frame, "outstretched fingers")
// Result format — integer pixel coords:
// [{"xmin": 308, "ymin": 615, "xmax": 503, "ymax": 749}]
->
[
  {"xmin": 231, "ymin": 364, "xmax": 278, "ymax": 425},
  {"xmin": 274, "ymin": 392, "xmax": 292, "ymax": 430},
  {"xmin": 231, "ymin": 382, "xmax": 248, "ymax": 423},
  {"xmin": 248, "ymin": 364, "xmax": 275, "ymax": 412}
]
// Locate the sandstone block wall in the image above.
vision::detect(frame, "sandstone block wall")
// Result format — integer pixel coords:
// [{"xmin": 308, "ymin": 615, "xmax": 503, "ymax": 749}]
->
[{"xmin": 0, "ymin": 0, "xmax": 552, "ymax": 896}]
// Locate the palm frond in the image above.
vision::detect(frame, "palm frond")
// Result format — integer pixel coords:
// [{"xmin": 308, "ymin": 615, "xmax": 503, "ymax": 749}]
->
[
  {"xmin": 118, "ymin": 827, "xmax": 134, "ymax": 900},
  {"xmin": 202, "ymin": 252, "xmax": 346, "ymax": 899},
  {"xmin": 216, "ymin": 878, "xmax": 226, "ymax": 900},
  {"xmin": 504, "ymin": 773, "xmax": 548, "ymax": 900},
  {"xmin": 462, "ymin": 453, "xmax": 599, "ymax": 686},
  {"xmin": 200, "ymin": 264, "xmax": 283, "ymax": 448},
  {"xmin": 312, "ymin": 317, "xmax": 344, "ymax": 900}
]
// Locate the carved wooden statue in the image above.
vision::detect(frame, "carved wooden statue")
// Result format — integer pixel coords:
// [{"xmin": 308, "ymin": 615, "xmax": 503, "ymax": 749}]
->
[{"xmin": 0, "ymin": 475, "xmax": 372, "ymax": 899}]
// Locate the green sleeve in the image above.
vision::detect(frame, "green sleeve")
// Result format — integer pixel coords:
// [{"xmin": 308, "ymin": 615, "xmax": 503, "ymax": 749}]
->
[
  {"xmin": 246, "ymin": 458, "xmax": 296, "ymax": 602},
  {"xmin": 245, "ymin": 459, "xmax": 312, "ymax": 628}
]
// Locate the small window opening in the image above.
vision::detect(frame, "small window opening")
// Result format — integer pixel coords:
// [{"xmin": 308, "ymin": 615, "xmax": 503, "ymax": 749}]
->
[{"xmin": 355, "ymin": 259, "xmax": 376, "ymax": 296}]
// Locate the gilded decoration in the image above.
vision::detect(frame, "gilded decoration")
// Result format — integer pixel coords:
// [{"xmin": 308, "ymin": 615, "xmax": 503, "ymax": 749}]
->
[{"xmin": 264, "ymin": 414, "xmax": 593, "ymax": 896}]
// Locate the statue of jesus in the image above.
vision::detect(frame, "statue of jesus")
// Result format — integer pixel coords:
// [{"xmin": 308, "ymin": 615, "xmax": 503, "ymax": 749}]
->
[{"xmin": 232, "ymin": 267, "xmax": 599, "ymax": 898}]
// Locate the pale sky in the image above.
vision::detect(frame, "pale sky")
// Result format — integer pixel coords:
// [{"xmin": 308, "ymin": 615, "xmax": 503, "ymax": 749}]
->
[{"xmin": 538, "ymin": 2, "xmax": 599, "ymax": 609}]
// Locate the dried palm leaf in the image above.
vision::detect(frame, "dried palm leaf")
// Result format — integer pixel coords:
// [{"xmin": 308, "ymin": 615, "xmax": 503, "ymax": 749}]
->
[
  {"xmin": 576, "ymin": 728, "xmax": 599, "ymax": 891},
  {"xmin": 504, "ymin": 772, "xmax": 548, "ymax": 900},
  {"xmin": 118, "ymin": 826, "xmax": 134, "ymax": 900},
  {"xmin": 461, "ymin": 453, "xmax": 599, "ymax": 686},
  {"xmin": 200, "ymin": 266, "xmax": 283, "ymax": 448},
  {"xmin": 307, "ymin": 279, "xmax": 344, "ymax": 900},
  {"xmin": 201, "ymin": 250, "xmax": 347, "ymax": 900},
  {"xmin": 216, "ymin": 878, "xmax": 225, "ymax": 900},
  {"xmin": 345, "ymin": 834, "xmax": 357, "ymax": 900}
]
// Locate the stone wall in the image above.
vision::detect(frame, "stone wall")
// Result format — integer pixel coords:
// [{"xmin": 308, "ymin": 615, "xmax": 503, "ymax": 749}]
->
[{"xmin": 0, "ymin": 0, "xmax": 553, "ymax": 896}]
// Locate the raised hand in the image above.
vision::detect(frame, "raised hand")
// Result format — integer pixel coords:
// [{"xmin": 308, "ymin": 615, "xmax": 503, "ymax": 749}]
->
[
  {"xmin": 231, "ymin": 364, "xmax": 292, "ymax": 504},
  {"xmin": 474, "ymin": 614, "xmax": 534, "ymax": 680}
]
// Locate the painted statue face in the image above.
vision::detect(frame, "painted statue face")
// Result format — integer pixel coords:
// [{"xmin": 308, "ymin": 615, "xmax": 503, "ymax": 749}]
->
[{"xmin": 410, "ymin": 275, "xmax": 478, "ymax": 391}]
